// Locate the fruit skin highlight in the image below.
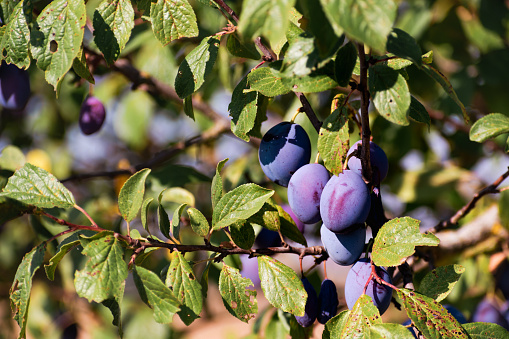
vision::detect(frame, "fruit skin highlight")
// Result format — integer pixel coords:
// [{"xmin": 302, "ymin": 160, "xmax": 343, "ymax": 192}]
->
[
  {"xmin": 295, "ymin": 277, "xmax": 318, "ymax": 327},
  {"xmin": 0, "ymin": 63, "xmax": 30, "ymax": 110},
  {"xmin": 258, "ymin": 122, "xmax": 311, "ymax": 187},
  {"xmin": 344, "ymin": 258, "xmax": 393, "ymax": 315},
  {"xmin": 79, "ymin": 96, "xmax": 106, "ymax": 135},
  {"xmin": 288, "ymin": 163, "xmax": 330, "ymax": 224},
  {"xmin": 319, "ymin": 170, "xmax": 371, "ymax": 233},
  {"xmin": 347, "ymin": 140, "xmax": 388, "ymax": 185},
  {"xmin": 317, "ymin": 278, "xmax": 338, "ymax": 324},
  {"xmin": 320, "ymin": 224, "xmax": 366, "ymax": 266}
]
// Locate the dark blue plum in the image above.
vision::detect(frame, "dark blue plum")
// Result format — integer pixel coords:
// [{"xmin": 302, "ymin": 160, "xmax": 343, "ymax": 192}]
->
[
  {"xmin": 254, "ymin": 228, "xmax": 281, "ymax": 248},
  {"xmin": 295, "ymin": 277, "xmax": 318, "ymax": 327},
  {"xmin": 472, "ymin": 298, "xmax": 509, "ymax": 329},
  {"xmin": 347, "ymin": 140, "xmax": 388, "ymax": 185},
  {"xmin": 444, "ymin": 304, "xmax": 467, "ymax": 324},
  {"xmin": 345, "ymin": 258, "xmax": 393, "ymax": 315},
  {"xmin": 319, "ymin": 170, "xmax": 371, "ymax": 233},
  {"xmin": 288, "ymin": 163, "xmax": 330, "ymax": 224},
  {"xmin": 258, "ymin": 122, "xmax": 311, "ymax": 187},
  {"xmin": 0, "ymin": 63, "xmax": 30, "ymax": 110},
  {"xmin": 495, "ymin": 260, "xmax": 509, "ymax": 300},
  {"xmin": 366, "ymin": 187, "xmax": 388, "ymax": 237},
  {"xmin": 320, "ymin": 224, "xmax": 365, "ymax": 266},
  {"xmin": 79, "ymin": 96, "xmax": 106, "ymax": 135},
  {"xmin": 317, "ymin": 279, "xmax": 338, "ymax": 324}
]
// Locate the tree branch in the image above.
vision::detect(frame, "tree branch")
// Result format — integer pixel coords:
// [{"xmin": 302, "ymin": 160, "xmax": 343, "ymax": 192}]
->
[
  {"xmin": 295, "ymin": 92, "xmax": 322, "ymax": 133},
  {"xmin": 356, "ymin": 43, "xmax": 373, "ymax": 183}
]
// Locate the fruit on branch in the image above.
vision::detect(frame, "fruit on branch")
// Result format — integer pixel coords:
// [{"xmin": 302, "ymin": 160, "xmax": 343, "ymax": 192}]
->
[
  {"xmin": 472, "ymin": 298, "xmax": 509, "ymax": 330},
  {"xmin": 317, "ymin": 278, "xmax": 338, "ymax": 324},
  {"xmin": 320, "ymin": 224, "xmax": 366, "ymax": 266},
  {"xmin": 0, "ymin": 63, "xmax": 30, "ymax": 110},
  {"xmin": 319, "ymin": 170, "xmax": 371, "ymax": 233},
  {"xmin": 347, "ymin": 140, "xmax": 388, "ymax": 185},
  {"xmin": 295, "ymin": 277, "xmax": 318, "ymax": 327},
  {"xmin": 258, "ymin": 122, "xmax": 311, "ymax": 187},
  {"xmin": 365, "ymin": 187, "xmax": 388, "ymax": 237},
  {"xmin": 345, "ymin": 258, "xmax": 393, "ymax": 315},
  {"xmin": 288, "ymin": 163, "xmax": 330, "ymax": 224},
  {"xmin": 79, "ymin": 96, "xmax": 106, "ymax": 135}
]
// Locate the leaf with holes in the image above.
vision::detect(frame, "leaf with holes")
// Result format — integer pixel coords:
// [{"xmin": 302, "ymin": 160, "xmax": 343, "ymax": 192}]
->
[
  {"xmin": 93, "ymin": 0, "xmax": 134, "ymax": 65},
  {"xmin": 212, "ymin": 183, "xmax": 274, "ymax": 230},
  {"xmin": 150, "ymin": 0, "xmax": 198, "ymax": 46},
  {"xmin": 257, "ymin": 255, "xmax": 306, "ymax": 316},
  {"xmin": 317, "ymin": 106, "xmax": 350, "ymax": 175},
  {"xmin": 0, "ymin": 0, "xmax": 31, "ymax": 68},
  {"xmin": 174, "ymin": 35, "xmax": 220, "ymax": 99},
  {"xmin": 9, "ymin": 244, "xmax": 46, "ymax": 339},
  {"xmin": 469, "ymin": 113, "xmax": 509, "ymax": 143},
  {"xmin": 369, "ymin": 64, "xmax": 411, "ymax": 126},
  {"xmin": 30, "ymin": 0, "xmax": 86, "ymax": 91},
  {"xmin": 398, "ymin": 288, "xmax": 469, "ymax": 338},
  {"xmin": 219, "ymin": 264, "xmax": 258, "ymax": 323},
  {"xmin": 1, "ymin": 163, "xmax": 75, "ymax": 208},
  {"xmin": 372, "ymin": 217, "xmax": 439, "ymax": 267},
  {"xmin": 417, "ymin": 265, "xmax": 465, "ymax": 302},
  {"xmin": 74, "ymin": 232, "xmax": 128, "ymax": 303},
  {"xmin": 133, "ymin": 265, "xmax": 181, "ymax": 324},
  {"xmin": 165, "ymin": 251, "xmax": 202, "ymax": 325},
  {"xmin": 118, "ymin": 168, "xmax": 151, "ymax": 223}
]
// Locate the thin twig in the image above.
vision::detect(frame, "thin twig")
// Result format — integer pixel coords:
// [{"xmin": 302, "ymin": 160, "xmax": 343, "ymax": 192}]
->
[
  {"xmin": 295, "ymin": 92, "xmax": 322, "ymax": 133},
  {"xmin": 356, "ymin": 43, "xmax": 373, "ymax": 182}
]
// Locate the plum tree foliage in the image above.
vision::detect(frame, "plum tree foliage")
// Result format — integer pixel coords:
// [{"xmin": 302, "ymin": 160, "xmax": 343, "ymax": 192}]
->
[{"xmin": 1, "ymin": 0, "xmax": 509, "ymax": 338}]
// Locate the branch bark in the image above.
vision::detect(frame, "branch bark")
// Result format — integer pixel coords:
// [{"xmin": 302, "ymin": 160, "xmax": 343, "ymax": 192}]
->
[{"xmin": 356, "ymin": 43, "xmax": 373, "ymax": 183}]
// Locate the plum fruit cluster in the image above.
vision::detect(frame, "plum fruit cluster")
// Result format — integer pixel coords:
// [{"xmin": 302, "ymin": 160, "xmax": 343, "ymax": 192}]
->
[
  {"xmin": 0, "ymin": 63, "xmax": 31, "ymax": 111},
  {"xmin": 79, "ymin": 96, "xmax": 106, "ymax": 135}
]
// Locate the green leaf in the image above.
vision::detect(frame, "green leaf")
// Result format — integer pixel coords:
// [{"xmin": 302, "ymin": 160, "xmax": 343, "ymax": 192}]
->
[
  {"xmin": 171, "ymin": 203, "xmax": 187, "ymax": 241},
  {"xmin": 281, "ymin": 68, "xmax": 338, "ymax": 93},
  {"xmin": 229, "ymin": 75, "xmax": 259, "ymax": 141},
  {"xmin": 141, "ymin": 197, "xmax": 154, "ymax": 235},
  {"xmin": 0, "ymin": 145, "xmax": 25, "ymax": 172},
  {"xmin": 133, "ymin": 265, "xmax": 181, "ymax": 324},
  {"xmin": 386, "ymin": 28, "xmax": 422, "ymax": 68},
  {"xmin": 422, "ymin": 64, "xmax": 469, "ymax": 124},
  {"xmin": 10, "ymin": 244, "xmax": 46, "ymax": 339},
  {"xmin": 158, "ymin": 202, "xmax": 171, "ymax": 239},
  {"xmin": 45, "ymin": 230, "xmax": 96, "ymax": 281},
  {"xmin": 150, "ymin": 0, "xmax": 198, "ymax": 46},
  {"xmin": 281, "ymin": 33, "xmax": 319, "ymax": 77},
  {"xmin": 247, "ymin": 200, "xmax": 280, "ymax": 232},
  {"xmin": 219, "ymin": 264, "xmax": 258, "ymax": 322},
  {"xmin": 469, "ymin": 113, "xmax": 509, "ymax": 143},
  {"xmin": 0, "ymin": 0, "xmax": 31, "ymax": 68},
  {"xmin": 277, "ymin": 205, "xmax": 307, "ymax": 247},
  {"xmin": 165, "ymin": 251, "xmax": 203, "ymax": 325},
  {"xmin": 257, "ymin": 255, "xmax": 306, "ymax": 316},
  {"xmin": 323, "ymin": 311, "xmax": 350, "ymax": 339},
  {"xmin": 211, "ymin": 159, "xmax": 227, "ymax": 209},
  {"xmin": 30, "ymin": 0, "xmax": 86, "ymax": 91},
  {"xmin": 369, "ymin": 64, "xmax": 411, "ymax": 126},
  {"xmin": 317, "ymin": 105, "xmax": 350, "ymax": 175},
  {"xmin": 101, "ymin": 281, "xmax": 125, "ymax": 337},
  {"xmin": 72, "ymin": 48, "xmax": 95, "ymax": 84},
  {"xmin": 74, "ymin": 231, "xmax": 128, "ymax": 303},
  {"xmin": 370, "ymin": 324, "xmax": 416, "ymax": 339},
  {"xmin": 398, "ymin": 288, "xmax": 469, "ymax": 339},
  {"xmin": 187, "ymin": 207, "xmax": 210, "ymax": 237},
  {"xmin": 343, "ymin": 294, "xmax": 383, "ymax": 337},
  {"xmin": 93, "ymin": 0, "xmax": 134, "ymax": 65},
  {"xmin": 1, "ymin": 163, "xmax": 76, "ymax": 208},
  {"xmin": 320, "ymin": 0, "xmax": 397, "ymax": 53},
  {"xmin": 462, "ymin": 322, "xmax": 509, "ymax": 338},
  {"xmin": 417, "ymin": 265, "xmax": 465, "ymax": 302},
  {"xmin": 226, "ymin": 33, "xmax": 261, "ymax": 60},
  {"xmin": 150, "ymin": 164, "xmax": 211, "ymax": 188},
  {"xmin": 499, "ymin": 190, "xmax": 509, "ymax": 231},
  {"xmin": 183, "ymin": 96, "xmax": 194, "ymax": 120},
  {"xmin": 237, "ymin": 0, "xmax": 296, "ymax": 49},
  {"xmin": 118, "ymin": 168, "xmax": 151, "ymax": 223},
  {"xmin": 334, "ymin": 41, "xmax": 358, "ymax": 87},
  {"xmin": 174, "ymin": 35, "xmax": 220, "ymax": 99},
  {"xmin": 372, "ymin": 217, "xmax": 439, "ymax": 267},
  {"xmin": 247, "ymin": 67, "xmax": 291, "ymax": 97},
  {"xmin": 212, "ymin": 183, "xmax": 274, "ymax": 230},
  {"xmin": 408, "ymin": 96, "xmax": 431, "ymax": 127},
  {"xmin": 230, "ymin": 221, "xmax": 255, "ymax": 249}
]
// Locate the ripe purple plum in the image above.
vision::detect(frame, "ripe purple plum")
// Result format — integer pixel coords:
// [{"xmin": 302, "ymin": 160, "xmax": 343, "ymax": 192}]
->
[
  {"xmin": 239, "ymin": 254, "xmax": 260, "ymax": 288},
  {"xmin": 295, "ymin": 277, "xmax": 318, "ymax": 327},
  {"xmin": 320, "ymin": 224, "xmax": 366, "ymax": 266},
  {"xmin": 0, "ymin": 63, "xmax": 30, "ymax": 110},
  {"xmin": 282, "ymin": 204, "xmax": 305, "ymax": 233},
  {"xmin": 472, "ymin": 298, "xmax": 509, "ymax": 329},
  {"xmin": 258, "ymin": 122, "xmax": 311, "ymax": 187},
  {"xmin": 79, "ymin": 96, "xmax": 106, "ymax": 135},
  {"xmin": 345, "ymin": 258, "xmax": 393, "ymax": 315},
  {"xmin": 319, "ymin": 170, "xmax": 371, "ymax": 233},
  {"xmin": 317, "ymin": 278, "xmax": 338, "ymax": 324},
  {"xmin": 288, "ymin": 163, "xmax": 330, "ymax": 224},
  {"xmin": 347, "ymin": 140, "xmax": 388, "ymax": 185}
]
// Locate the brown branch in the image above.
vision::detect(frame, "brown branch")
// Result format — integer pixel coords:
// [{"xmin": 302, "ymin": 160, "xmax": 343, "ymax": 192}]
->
[
  {"xmin": 428, "ymin": 166, "xmax": 509, "ymax": 233},
  {"xmin": 356, "ymin": 43, "xmax": 373, "ymax": 182},
  {"xmin": 295, "ymin": 92, "xmax": 322, "ymax": 133}
]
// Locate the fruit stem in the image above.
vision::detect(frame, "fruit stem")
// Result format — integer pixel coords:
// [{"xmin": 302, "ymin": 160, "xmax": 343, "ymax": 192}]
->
[
  {"xmin": 323, "ymin": 261, "xmax": 328, "ymax": 280},
  {"xmin": 314, "ymin": 152, "xmax": 320, "ymax": 164},
  {"xmin": 290, "ymin": 107, "xmax": 304, "ymax": 123}
]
